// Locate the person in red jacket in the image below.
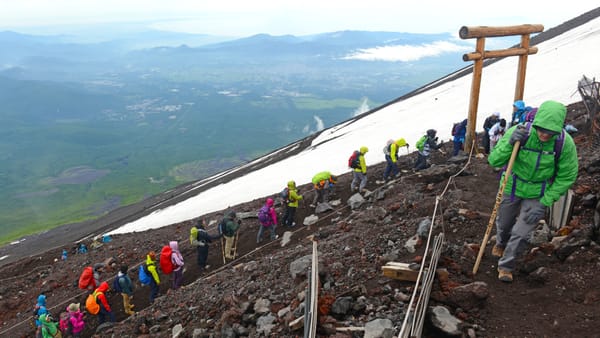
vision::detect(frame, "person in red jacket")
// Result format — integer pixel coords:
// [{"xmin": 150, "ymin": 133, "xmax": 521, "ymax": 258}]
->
[{"xmin": 95, "ymin": 281, "xmax": 115, "ymax": 324}]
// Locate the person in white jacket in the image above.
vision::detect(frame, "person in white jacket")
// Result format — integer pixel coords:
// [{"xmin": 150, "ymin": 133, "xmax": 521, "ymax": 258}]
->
[{"xmin": 489, "ymin": 119, "xmax": 507, "ymax": 150}]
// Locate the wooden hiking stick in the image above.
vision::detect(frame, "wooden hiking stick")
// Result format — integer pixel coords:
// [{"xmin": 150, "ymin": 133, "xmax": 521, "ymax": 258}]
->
[
  {"xmin": 221, "ymin": 237, "xmax": 226, "ymax": 264},
  {"xmin": 472, "ymin": 141, "xmax": 520, "ymax": 275},
  {"xmin": 232, "ymin": 231, "xmax": 239, "ymax": 259}
]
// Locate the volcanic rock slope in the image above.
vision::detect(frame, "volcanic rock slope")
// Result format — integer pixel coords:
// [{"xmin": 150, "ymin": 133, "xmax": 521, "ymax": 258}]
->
[{"xmin": 0, "ymin": 102, "xmax": 599, "ymax": 337}]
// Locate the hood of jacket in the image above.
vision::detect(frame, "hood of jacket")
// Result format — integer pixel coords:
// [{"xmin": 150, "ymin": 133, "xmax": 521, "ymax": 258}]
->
[
  {"xmin": 514, "ymin": 100, "xmax": 526, "ymax": 111},
  {"xmin": 266, "ymin": 198, "xmax": 274, "ymax": 207},
  {"xmin": 359, "ymin": 146, "xmax": 369, "ymax": 154},
  {"xmin": 37, "ymin": 294, "xmax": 46, "ymax": 307},
  {"xmin": 97, "ymin": 281, "xmax": 109, "ymax": 293},
  {"xmin": 395, "ymin": 138, "xmax": 407, "ymax": 147},
  {"xmin": 531, "ymin": 100, "xmax": 566, "ymax": 134},
  {"xmin": 169, "ymin": 241, "xmax": 179, "ymax": 252},
  {"xmin": 287, "ymin": 180, "xmax": 296, "ymax": 189}
]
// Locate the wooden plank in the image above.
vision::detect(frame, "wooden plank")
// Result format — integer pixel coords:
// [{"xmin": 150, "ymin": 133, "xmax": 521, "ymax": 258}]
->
[
  {"xmin": 463, "ymin": 46, "xmax": 538, "ymax": 61},
  {"xmin": 460, "ymin": 24, "xmax": 544, "ymax": 39},
  {"xmin": 382, "ymin": 263, "xmax": 419, "ymax": 282}
]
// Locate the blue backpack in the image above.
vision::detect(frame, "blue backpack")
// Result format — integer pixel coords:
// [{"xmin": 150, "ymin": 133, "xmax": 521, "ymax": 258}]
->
[
  {"xmin": 138, "ymin": 265, "xmax": 151, "ymax": 285},
  {"xmin": 258, "ymin": 205, "xmax": 271, "ymax": 224}
]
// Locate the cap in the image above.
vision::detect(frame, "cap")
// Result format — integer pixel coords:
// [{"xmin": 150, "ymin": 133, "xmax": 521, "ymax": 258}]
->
[
  {"xmin": 493, "ymin": 112, "xmax": 500, "ymax": 117},
  {"xmin": 68, "ymin": 303, "xmax": 80, "ymax": 312}
]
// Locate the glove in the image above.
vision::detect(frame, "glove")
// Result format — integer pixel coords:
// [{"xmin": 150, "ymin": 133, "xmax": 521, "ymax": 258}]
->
[
  {"xmin": 237, "ymin": 219, "xmax": 242, "ymax": 225},
  {"xmin": 509, "ymin": 125, "xmax": 528, "ymax": 145},
  {"xmin": 524, "ymin": 203, "xmax": 546, "ymax": 224}
]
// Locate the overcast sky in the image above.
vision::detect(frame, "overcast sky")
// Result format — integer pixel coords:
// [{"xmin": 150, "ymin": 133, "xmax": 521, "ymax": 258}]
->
[{"xmin": 0, "ymin": 1, "xmax": 597, "ymax": 37}]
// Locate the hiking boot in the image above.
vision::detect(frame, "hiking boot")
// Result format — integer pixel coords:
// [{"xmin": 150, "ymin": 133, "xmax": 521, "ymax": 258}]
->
[
  {"xmin": 491, "ymin": 245, "xmax": 505, "ymax": 257},
  {"xmin": 497, "ymin": 268, "xmax": 513, "ymax": 282}
]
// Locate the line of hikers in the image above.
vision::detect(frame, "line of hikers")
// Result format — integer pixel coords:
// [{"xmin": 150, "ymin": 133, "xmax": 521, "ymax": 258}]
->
[{"xmin": 33, "ymin": 99, "xmax": 577, "ymax": 336}]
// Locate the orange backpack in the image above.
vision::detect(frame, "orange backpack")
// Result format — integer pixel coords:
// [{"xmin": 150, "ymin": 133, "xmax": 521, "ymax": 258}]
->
[{"xmin": 85, "ymin": 291, "xmax": 101, "ymax": 315}]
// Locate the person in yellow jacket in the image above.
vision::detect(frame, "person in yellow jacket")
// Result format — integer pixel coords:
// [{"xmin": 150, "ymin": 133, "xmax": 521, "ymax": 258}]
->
[
  {"xmin": 383, "ymin": 138, "xmax": 408, "ymax": 182},
  {"xmin": 146, "ymin": 252, "xmax": 160, "ymax": 303},
  {"xmin": 283, "ymin": 180, "xmax": 303, "ymax": 227},
  {"xmin": 350, "ymin": 146, "xmax": 369, "ymax": 193},
  {"xmin": 311, "ymin": 171, "xmax": 337, "ymax": 207}
]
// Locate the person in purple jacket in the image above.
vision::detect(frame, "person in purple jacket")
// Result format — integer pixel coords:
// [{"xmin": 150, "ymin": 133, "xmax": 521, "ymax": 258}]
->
[{"xmin": 257, "ymin": 198, "xmax": 278, "ymax": 243}]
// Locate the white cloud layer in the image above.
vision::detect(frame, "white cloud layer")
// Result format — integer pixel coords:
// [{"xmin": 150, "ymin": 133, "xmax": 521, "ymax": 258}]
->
[{"xmin": 343, "ymin": 41, "xmax": 471, "ymax": 62}]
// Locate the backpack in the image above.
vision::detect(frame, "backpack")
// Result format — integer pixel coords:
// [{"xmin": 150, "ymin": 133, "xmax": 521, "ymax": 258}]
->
[
  {"xmin": 383, "ymin": 139, "xmax": 394, "ymax": 156},
  {"xmin": 279, "ymin": 187, "xmax": 289, "ymax": 203},
  {"xmin": 78, "ymin": 266, "xmax": 93, "ymax": 289},
  {"xmin": 451, "ymin": 122, "xmax": 460, "ymax": 136},
  {"xmin": 138, "ymin": 265, "xmax": 151, "ymax": 285},
  {"xmin": 112, "ymin": 275, "xmax": 123, "ymax": 293},
  {"xmin": 416, "ymin": 135, "xmax": 428, "ymax": 152},
  {"xmin": 257, "ymin": 205, "xmax": 271, "ymax": 224},
  {"xmin": 85, "ymin": 291, "xmax": 101, "ymax": 315},
  {"xmin": 159, "ymin": 245, "xmax": 174, "ymax": 275},
  {"xmin": 58, "ymin": 312, "xmax": 72, "ymax": 335},
  {"xmin": 348, "ymin": 150, "xmax": 360, "ymax": 169}
]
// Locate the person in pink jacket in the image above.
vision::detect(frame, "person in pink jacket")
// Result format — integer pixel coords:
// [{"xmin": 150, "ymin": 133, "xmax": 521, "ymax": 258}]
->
[
  {"xmin": 257, "ymin": 198, "xmax": 278, "ymax": 243},
  {"xmin": 60, "ymin": 302, "xmax": 85, "ymax": 337},
  {"xmin": 169, "ymin": 241, "xmax": 185, "ymax": 289}
]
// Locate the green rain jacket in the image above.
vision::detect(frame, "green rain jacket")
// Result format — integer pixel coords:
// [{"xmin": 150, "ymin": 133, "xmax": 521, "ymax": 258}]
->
[
  {"xmin": 39, "ymin": 314, "xmax": 59, "ymax": 338},
  {"xmin": 287, "ymin": 181, "xmax": 303, "ymax": 208},
  {"xmin": 488, "ymin": 100, "xmax": 578, "ymax": 207}
]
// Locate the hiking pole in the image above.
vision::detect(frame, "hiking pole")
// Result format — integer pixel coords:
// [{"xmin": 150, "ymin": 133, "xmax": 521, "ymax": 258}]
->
[
  {"xmin": 221, "ymin": 237, "xmax": 226, "ymax": 264},
  {"xmin": 472, "ymin": 140, "xmax": 520, "ymax": 275},
  {"xmin": 232, "ymin": 231, "xmax": 239, "ymax": 259}
]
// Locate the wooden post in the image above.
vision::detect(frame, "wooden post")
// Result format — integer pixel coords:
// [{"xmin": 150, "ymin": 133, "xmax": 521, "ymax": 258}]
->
[{"xmin": 460, "ymin": 24, "xmax": 543, "ymax": 153}]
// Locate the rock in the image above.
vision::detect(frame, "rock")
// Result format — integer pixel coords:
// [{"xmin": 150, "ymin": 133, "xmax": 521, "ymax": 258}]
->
[
  {"xmin": 254, "ymin": 298, "xmax": 271, "ymax": 314},
  {"xmin": 171, "ymin": 323, "xmax": 184, "ymax": 338},
  {"xmin": 445, "ymin": 282, "xmax": 489, "ymax": 311},
  {"xmin": 331, "ymin": 296, "xmax": 353, "ymax": 316},
  {"xmin": 256, "ymin": 313, "xmax": 276, "ymax": 335},
  {"xmin": 364, "ymin": 318, "xmax": 394, "ymax": 338},
  {"xmin": 428, "ymin": 305, "xmax": 463, "ymax": 336},
  {"xmin": 347, "ymin": 193, "xmax": 366, "ymax": 210}
]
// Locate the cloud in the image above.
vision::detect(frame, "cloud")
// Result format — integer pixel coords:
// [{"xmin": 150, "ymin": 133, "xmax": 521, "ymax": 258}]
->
[
  {"xmin": 342, "ymin": 41, "xmax": 471, "ymax": 62},
  {"xmin": 303, "ymin": 115, "xmax": 325, "ymax": 134},
  {"xmin": 352, "ymin": 98, "xmax": 370, "ymax": 117}
]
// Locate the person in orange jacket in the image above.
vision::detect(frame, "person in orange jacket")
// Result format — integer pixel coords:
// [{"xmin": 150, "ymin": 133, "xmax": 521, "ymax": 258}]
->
[{"xmin": 95, "ymin": 281, "xmax": 115, "ymax": 324}]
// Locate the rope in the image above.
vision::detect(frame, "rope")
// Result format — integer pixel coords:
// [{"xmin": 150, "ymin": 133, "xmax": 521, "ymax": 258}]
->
[{"xmin": 399, "ymin": 139, "xmax": 477, "ymax": 337}]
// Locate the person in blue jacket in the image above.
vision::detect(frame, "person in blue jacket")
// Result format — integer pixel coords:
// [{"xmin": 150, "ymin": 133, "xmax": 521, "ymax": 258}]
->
[
  {"xmin": 511, "ymin": 100, "xmax": 529, "ymax": 126},
  {"xmin": 452, "ymin": 119, "xmax": 468, "ymax": 156}
]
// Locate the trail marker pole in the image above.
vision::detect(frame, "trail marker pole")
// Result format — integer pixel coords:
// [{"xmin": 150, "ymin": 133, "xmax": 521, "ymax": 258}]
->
[{"xmin": 460, "ymin": 24, "xmax": 543, "ymax": 153}]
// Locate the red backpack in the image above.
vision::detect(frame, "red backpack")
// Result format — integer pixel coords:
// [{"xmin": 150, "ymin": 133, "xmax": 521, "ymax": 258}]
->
[
  {"xmin": 78, "ymin": 266, "xmax": 93, "ymax": 289},
  {"xmin": 159, "ymin": 245, "xmax": 174, "ymax": 274}
]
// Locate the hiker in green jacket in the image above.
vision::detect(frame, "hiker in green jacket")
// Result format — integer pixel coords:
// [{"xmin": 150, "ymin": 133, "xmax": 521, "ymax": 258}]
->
[
  {"xmin": 221, "ymin": 211, "xmax": 241, "ymax": 259},
  {"xmin": 488, "ymin": 100, "xmax": 578, "ymax": 283}
]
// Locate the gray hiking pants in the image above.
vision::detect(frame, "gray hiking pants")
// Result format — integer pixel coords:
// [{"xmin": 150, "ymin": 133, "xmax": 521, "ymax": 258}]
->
[
  {"xmin": 496, "ymin": 195, "xmax": 544, "ymax": 272},
  {"xmin": 351, "ymin": 171, "xmax": 367, "ymax": 191}
]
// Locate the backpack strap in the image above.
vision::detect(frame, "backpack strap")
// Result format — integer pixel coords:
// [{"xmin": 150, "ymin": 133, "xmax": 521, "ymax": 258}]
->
[{"xmin": 508, "ymin": 122, "xmax": 565, "ymax": 201}]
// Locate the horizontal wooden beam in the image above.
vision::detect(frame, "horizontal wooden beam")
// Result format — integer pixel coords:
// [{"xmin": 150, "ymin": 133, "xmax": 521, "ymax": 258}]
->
[
  {"xmin": 382, "ymin": 262, "xmax": 420, "ymax": 282},
  {"xmin": 463, "ymin": 46, "xmax": 538, "ymax": 61},
  {"xmin": 460, "ymin": 24, "xmax": 544, "ymax": 39}
]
